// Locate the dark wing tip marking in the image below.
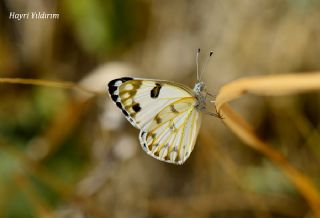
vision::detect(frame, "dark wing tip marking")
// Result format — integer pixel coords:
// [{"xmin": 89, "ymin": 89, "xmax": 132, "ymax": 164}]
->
[
  {"xmin": 108, "ymin": 84, "xmax": 117, "ymax": 94},
  {"xmin": 107, "ymin": 77, "xmax": 142, "ymax": 129},
  {"xmin": 116, "ymin": 102, "xmax": 122, "ymax": 109},
  {"xmin": 108, "ymin": 76, "xmax": 134, "ymax": 109},
  {"xmin": 121, "ymin": 109, "xmax": 129, "ymax": 116},
  {"xmin": 120, "ymin": 77, "xmax": 134, "ymax": 82},
  {"xmin": 108, "ymin": 77, "xmax": 133, "ymax": 95},
  {"xmin": 111, "ymin": 94, "xmax": 118, "ymax": 101},
  {"xmin": 108, "ymin": 77, "xmax": 133, "ymax": 86}
]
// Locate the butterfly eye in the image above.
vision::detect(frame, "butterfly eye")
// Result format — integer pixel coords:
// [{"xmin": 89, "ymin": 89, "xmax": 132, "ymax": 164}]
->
[{"xmin": 194, "ymin": 82, "xmax": 205, "ymax": 93}]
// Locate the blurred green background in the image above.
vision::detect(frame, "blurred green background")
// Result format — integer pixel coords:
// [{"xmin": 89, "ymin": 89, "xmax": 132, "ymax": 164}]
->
[{"xmin": 1, "ymin": 0, "xmax": 320, "ymax": 217}]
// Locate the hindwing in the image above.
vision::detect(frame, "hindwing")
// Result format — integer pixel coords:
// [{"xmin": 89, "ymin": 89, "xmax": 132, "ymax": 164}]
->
[{"xmin": 139, "ymin": 98, "xmax": 201, "ymax": 164}]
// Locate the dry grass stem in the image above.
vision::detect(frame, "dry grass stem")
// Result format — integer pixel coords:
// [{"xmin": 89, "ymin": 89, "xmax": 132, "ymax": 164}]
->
[
  {"xmin": 216, "ymin": 73, "xmax": 320, "ymax": 105},
  {"xmin": 215, "ymin": 72, "xmax": 320, "ymax": 217},
  {"xmin": 0, "ymin": 77, "xmax": 103, "ymax": 96}
]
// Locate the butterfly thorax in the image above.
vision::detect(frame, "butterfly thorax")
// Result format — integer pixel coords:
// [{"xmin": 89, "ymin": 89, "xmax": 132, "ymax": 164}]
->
[{"xmin": 193, "ymin": 81, "xmax": 207, "ymax": 111}]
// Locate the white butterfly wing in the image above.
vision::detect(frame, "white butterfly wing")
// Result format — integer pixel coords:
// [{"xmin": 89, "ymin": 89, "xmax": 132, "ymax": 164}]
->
[
  {"xmin": 139, "ymin": 98, "xmax": 201, "ymax": 164},
  {"xmin": 108, "ymin": 77, "xmax": 201, "ymax": 164},
  {"xmin": 108, "ymin": 77, "xmax": 194, "ymax": 128}
]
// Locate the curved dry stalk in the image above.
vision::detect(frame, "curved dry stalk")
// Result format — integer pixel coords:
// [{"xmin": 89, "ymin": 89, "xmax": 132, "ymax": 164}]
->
[
  {"xmin": 0, "ymin": 77, "xmax": 103, "ymax": 96},
  {"xmin": 215, "ymin": 72, "xmax": 320, "ymax": 217}
]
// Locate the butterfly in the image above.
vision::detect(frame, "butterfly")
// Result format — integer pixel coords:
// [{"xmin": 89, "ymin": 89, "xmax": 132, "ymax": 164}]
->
[{"xmin": 107, "ymin": 49, "xmax": 219, "ymax": 165}]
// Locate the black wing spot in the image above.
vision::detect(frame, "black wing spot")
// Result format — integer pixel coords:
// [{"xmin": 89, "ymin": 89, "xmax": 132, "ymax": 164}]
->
[
  {"xmin": 121, "ymin": 109, "xmax": 129, "ymax": 116},
  {"xmin": 151, "ymin": 133, "xmax": 156, "ymax": 140},
  {"xmin": 170, "ymin": 105, "xmax": 178, "ymax": 113},
  {"xmin": 108, "ymin": 84, "xmax": 117, "ymax": 94},
  {"xmin": 170, "ymin": 124, "xmax": 176, "ymax": 131},
  {"xmin": 111, "ymin": 94, "xmax": 118, "ymax": 101},
  {"xmin": 150, "ymin": 83, "xmax": 162, "ymax": 98},
  {"xmin": 116, "ymin": 102, "xmax": 122, "ymax": 109},
  {"xmin": 132, "ymin": 103, "xmax": 141, "ymax": 112},
  {"xmin": 155, "ymin": 116, "xmax": 162, "ymax": 124}
]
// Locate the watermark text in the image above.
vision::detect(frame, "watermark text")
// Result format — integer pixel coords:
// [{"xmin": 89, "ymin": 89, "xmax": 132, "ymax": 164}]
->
[{"xmin": 9, "ymin": 12, "xmax": 59, "ymax": 20}]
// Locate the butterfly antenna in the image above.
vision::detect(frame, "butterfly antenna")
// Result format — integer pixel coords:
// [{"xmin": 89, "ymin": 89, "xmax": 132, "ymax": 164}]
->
[
  {"xmin": 199, "ymin": 51, "xmax": 214, "ymax": 81},
  {"xmin": 196, "ymin": 48, "xmax": 200, "ymax": 81}
]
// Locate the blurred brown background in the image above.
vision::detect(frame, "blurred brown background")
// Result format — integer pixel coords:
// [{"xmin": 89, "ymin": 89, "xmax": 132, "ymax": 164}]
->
[{"xmin": 1, "ymin": 0, "xmax": 320, "ymax": 217}]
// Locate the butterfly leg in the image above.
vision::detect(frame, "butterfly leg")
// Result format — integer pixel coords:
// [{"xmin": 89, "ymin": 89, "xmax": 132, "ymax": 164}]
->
[
  {"xmin": 203, "ymin": 110, "xmax": 223, "ymax": 119},
  {"xmin": 203, "ymin": 92, "xmax": 222, "ymax": 118},
  {"xmin": 204, "ymin": 91, "xmax": 218, "ymax": 107},
  {"xmin": 206, "ymin": 92, "xmax": 216, "ymax": 103}
]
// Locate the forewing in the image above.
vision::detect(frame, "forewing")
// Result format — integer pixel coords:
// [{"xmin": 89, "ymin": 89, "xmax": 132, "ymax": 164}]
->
[
  {"xmin": 139, "ymin": 98, "xmax": 202, "ymax": 164},
  {"xmin": 108, "ymin": 77, "xmax": 194, "ymax": 129}
]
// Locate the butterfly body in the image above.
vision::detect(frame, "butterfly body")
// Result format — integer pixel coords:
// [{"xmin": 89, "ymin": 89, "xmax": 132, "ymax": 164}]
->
[
  {"xmin": 193, "ymin": 81, "xmax": 207, "ymax": 111},
  {"xmin": 108, "ymin": 77, "xmax": 207, "ymax": 165}
]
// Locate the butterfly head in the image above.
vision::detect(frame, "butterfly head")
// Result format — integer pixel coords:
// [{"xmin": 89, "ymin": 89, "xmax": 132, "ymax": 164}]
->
[{"xmin": 193, "ymin": 81, "xmax": 205, "ymax": 93}]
